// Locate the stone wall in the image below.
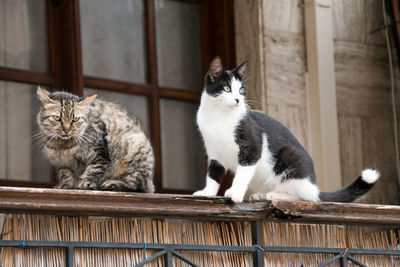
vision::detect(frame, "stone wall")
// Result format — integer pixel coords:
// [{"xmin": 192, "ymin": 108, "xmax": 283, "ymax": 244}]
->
[
  {"xmin": 235, "ymin": 0, "xmax": 309, "ymax": 149},
  {"xmin": 234, "ymin": 0, "xmax": 399, "ymax": 204},
  {"xmin": 332, "ymin": 0, "xmax": 399, "ymax": 204}
]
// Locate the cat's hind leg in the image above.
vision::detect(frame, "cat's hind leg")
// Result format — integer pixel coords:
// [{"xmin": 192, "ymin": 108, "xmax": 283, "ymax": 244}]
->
[
  {"xmin": 248, "ymin": 192, "xmax": 266, "ymax": 201},
  {"xmin": 265, "ymin": 192, "xmax": 300, "ymax": 201},
  {"xmin": 101, "ymin": 165, "xmax": 154, "ymax": 193},
  {"xmin": 266, "ymin": 146, "xmax": 320, "ymax": 201},
  {"xmin": 102, "ymin": 137, "xmax": 155, "ymax": 192},
  {"xmin": 265, "ymin": 178, "xmax": 320, "ymax": 201}
]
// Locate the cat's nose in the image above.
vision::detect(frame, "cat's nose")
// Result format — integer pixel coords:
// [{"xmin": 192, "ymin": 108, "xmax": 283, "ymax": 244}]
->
[
  {"xmin": 62, "ymin": 126, "xmax": 71, "ymax": 134},
  {"xmin": 235, "ymin": 99, "xmax": 239, "ymax": 104}
]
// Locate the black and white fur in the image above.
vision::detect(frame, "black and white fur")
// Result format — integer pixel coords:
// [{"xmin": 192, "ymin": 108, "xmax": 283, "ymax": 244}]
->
[{"xmin": 193, "ymin": 57, "xmax": 379, "ymax": 203}]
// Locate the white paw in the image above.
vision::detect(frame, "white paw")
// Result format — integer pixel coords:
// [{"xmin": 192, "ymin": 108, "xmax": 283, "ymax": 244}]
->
[
  {"xmin": 231, "ymin": 192, "xmax": 245, "ymax": 203},
  {"xmin": 224, "ymin": 187, "xmax": 233, "ymax": 198},
  {"xmin": 193, "ymin": 190, "xmax": 214, "ymax": 197},
  {"xmin": 265, "ymin": 192, "xmax": 278, "ymax": 201},
  {"xmin": 225, "ymin": 187, "xmax": 245, "ymax": 204},
  {"xmin": 249, "ymin": 192, "xmax": 266, "ymax": 201}
]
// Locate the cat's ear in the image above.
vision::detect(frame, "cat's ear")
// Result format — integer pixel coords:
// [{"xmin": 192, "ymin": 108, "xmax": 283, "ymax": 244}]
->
[
  {"xmin": 78, "ymin": 94, "xmax": 97, "ymax": 106},
  {"xmin": 233, "ymin": 60, "xmax": 248, "ymax": 79},
  {"xmin": 208, "ymin": 56, "xmax": 224, "ymax": 82},
  {"xmin": 37, "ymin": 86, "xmax": 56, "ymax": 105}
]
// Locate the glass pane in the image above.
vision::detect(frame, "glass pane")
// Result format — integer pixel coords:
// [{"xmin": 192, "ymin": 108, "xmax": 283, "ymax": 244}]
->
[
  {"xmin": 0, "ymin": 0, "xmax": 48, "ymax": 72},
  {"xmin": 80, "ymin": 0, "xmax": 146, "ymax": 84},
  {"xmin": 155, "ymin": 0, "xmax": 202, "ymax": 91},
  {"xmin": 0, "ymin": 81, "xmax": 51, "ymax": 183},
  {"xmin": 160, "ymin": 99, "xmax": 205, "ymax": 190},
  {"xmin": 85, "ymin": 88, "xmax": 150, "ymax": 137}
]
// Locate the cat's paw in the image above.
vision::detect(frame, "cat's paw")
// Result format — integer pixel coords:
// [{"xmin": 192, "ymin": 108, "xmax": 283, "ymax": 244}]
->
[
  {"xmin": 224, "ymin": 187, "xmax": 245, "ymax": 204},
  {"xmin": 56, "ymin": 168, "xmax": 75, "ymax": 189},
  {"xmin": 101, "ymin": 180, "xmax": 128, "ymax": 191},
  {"xmin": 265, "ymin": 192, "xmax": 298, "ymax": 201},
  {"xmin": 249, "ymin": 192, "xmax": 266, "ymax": 201},
  {"xmin": 224, "ymin": 187, "xmax": 233, "ymax": 198},
  {"xmin": 193, "ymin": 189, "xmax": 215, "ymax": 197},
  {"xmin": 77, "ymin": 180, "xmax": 98, "ymax": 190},
  {"xmin": 265, "ymin": 192, "xmax": 280, "ymax": 201},
  {"xmin": 54, "ymin": 181, "xmax": 75, "ymax": 189}
]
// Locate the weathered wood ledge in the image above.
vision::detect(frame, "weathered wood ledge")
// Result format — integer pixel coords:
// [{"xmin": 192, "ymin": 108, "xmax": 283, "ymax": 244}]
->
[{"xmin": 0, "ymin": 186, "xmax": 399, "ymax": 226}]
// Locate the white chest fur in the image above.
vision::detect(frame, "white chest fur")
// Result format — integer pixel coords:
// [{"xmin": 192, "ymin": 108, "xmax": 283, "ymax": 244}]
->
[{"xmin": 197, "ymin": 93, "xmax": 246, "ymax": 171}]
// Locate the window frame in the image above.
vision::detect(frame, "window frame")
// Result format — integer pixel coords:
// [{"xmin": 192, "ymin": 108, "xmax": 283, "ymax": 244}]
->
[{"xmin": 0, "ymin": 0, "xmax": 236, "ymax": 194}]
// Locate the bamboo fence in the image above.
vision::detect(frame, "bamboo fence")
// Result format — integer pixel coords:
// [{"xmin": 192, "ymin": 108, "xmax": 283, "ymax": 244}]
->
[{"xmin": 0, "ymin": 214, "xmax": 399, "ymax": 266}]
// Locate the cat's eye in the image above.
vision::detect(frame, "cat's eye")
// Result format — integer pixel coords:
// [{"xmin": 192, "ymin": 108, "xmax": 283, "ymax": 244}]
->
[
  {"xmin": 223, "ymin": 86, "xmax": 231, "ymax": 92},
  {"xmin": 239, "ymin": 87, "xmax": 246, "ymax": 94},
  {"xmin": 72, "ymin": 117, "xmax": 81, "ymax": 122},
  {"xmin": 52, "ymin": 115, "xmax": 61, "ymax": 121}
]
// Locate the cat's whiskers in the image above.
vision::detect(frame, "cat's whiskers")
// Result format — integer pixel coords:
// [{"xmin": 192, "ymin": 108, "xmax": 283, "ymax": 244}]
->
[
  {"xmin": 244, "ymin": 100, "xmax": 262, "ymax": 109},
  {"xmin": 31, "ymin": 132, "xmax": 53, "ymax": 149},
  {"xmin": 48, "ymin": 133, "xmax": 60, "ymax": 146},
  {"xmin": 245, "ymin": 100, "xmax": 260, "ymax": 104},
  {"xmin": 31, "ymin": 132, "xmax": 58, "ymax": 151},
  {"xmin": 25, "ymin": 132, "xmax": 48, "ymax": 144}
]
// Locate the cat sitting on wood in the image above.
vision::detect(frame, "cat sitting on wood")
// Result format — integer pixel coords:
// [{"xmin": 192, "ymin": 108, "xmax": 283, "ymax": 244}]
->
[
  {"xmin": 193, "ymin": 57, "xmax": 379, "ymax": 203},
  {"xmin": 36, "ymin": 87, "xmax": 154, "ymax": 192}
]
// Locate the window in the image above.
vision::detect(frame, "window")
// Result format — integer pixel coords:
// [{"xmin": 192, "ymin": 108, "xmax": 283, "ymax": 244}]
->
[
  {"xmin": 0, "ymin": 0, "xmax": 235, "ymax": 193},
  {"xmin": 0, "ymin": 0, "xmax": 52, "ymax": 186}
]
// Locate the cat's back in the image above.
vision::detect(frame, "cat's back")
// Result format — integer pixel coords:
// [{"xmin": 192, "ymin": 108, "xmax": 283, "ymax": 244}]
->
[
  {"xmin": 249, "ymin": 110, "xmax": 305, "ymax": 153},
  {"xmin": 88, "ymin": 99, "xmax": 142, "ymax": 134},
  {"xmin": 88, "ymin": 99, "xmax": 152, "ymax": 160}
]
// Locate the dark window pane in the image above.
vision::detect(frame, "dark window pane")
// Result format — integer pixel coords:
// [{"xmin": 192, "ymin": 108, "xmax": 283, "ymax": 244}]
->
[
  {"xmin": 155, "ymin": 1, "xmax": 202, "ymax": 91},
  {"xmin": 80, "ymin": 0, "xmax": 146, "ymax": 84},
  {"xmin": 160, "ymin": 99, "xmax": 205, "ymax": 190},
  {"xmin": 0, "ymin": 0, "xmax": 48, "ymax": 72}
]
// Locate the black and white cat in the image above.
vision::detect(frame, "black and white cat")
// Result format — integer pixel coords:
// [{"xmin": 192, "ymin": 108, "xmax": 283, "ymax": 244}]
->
[{"xmin": 193, "ymin": 57, "xmax": 379, "ymax": 203}]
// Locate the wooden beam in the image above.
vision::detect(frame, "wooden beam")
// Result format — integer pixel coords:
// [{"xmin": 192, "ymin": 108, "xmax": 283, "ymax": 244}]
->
[
  {"xmin": 47, "ymin": 0, "xmax": 84, "ymax": 95},
  {"xmin": 0, "ymin": 67, "xmax": 54, "ymax": 86},
  {"xmin": 1, "ymin": 187, "xmax": 400, "ymax": 226},
  {"xmin": 272, "ymin": 200, "xmax": 400, "ymax": 226},
  {"xmin": 0, "ymin": 187, "xmax": 274, "ymax": 221},
  {"xmin": 304, "ymin": 0, "xmax": 342, "ymax": 191},
  {"xmin": 201, "ymin": 0, "xmax": 236, "ymax": 70}
]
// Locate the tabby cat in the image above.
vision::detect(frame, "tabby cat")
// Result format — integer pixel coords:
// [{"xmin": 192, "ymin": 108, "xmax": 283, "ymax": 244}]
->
[
  {"xmin": 193, "ymin": 57, "xmax": 379, "ymax": 203},
  {"xmin": 36, "ymin": 87, "xmax": 154, "ymax": 192}
]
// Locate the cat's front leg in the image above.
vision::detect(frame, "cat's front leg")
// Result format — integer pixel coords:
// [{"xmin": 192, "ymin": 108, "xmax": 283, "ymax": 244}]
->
[
  {"xmin": 77, "ymin": 157, "xmax": 107, "ymax": 190},
  {"xmin": 193, "ymin": 160, "xmax": 225, "ymax": 197},
  {"xmin": 225, "ymin": 165, "xmax": 257, "ymax": 203},
  {"xmin": 55, "ymin": 168, "xmax": 76, "ymax": 189}
]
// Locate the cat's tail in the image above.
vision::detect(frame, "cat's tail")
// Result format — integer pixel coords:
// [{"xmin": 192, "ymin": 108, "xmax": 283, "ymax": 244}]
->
[{"xmin": 319, "ymin": 169, "xmax": 380, "ymax": 202}]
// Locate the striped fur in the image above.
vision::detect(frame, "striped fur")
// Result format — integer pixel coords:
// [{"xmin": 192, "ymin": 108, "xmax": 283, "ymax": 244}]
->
[{"xmin": 36, "ymin": 87, "xmax": 154, "ymax": 192}]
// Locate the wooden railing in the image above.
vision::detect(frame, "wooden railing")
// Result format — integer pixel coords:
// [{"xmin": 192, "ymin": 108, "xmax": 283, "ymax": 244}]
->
[{"xmin": 0, "ymin": 186, "xmax": 399, "ymax": 226}]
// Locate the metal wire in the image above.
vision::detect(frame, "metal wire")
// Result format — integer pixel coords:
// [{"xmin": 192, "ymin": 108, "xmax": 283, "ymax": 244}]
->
[{"xmin": 1, "ymin": 239, "xmax": 400, "ymax": 267}]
